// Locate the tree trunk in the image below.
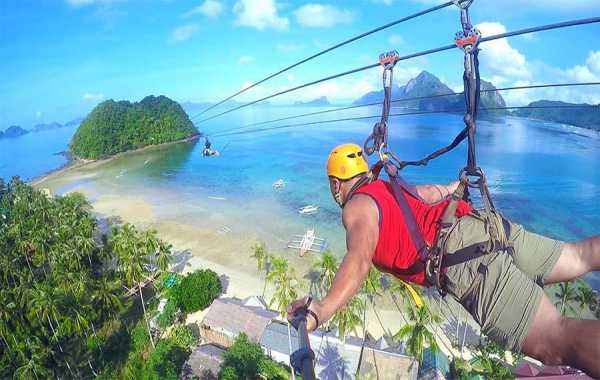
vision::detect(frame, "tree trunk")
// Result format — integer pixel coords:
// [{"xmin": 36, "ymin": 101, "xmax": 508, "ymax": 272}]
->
[
  {"xmin": 460, "ymin": 315, "xmax": 468, "ymax": 357},
  {"xmin": 286, "ymin": 321, "xmax": 296, "ymax": 380},
  {"xmin": 47, "ymin": 315, "xmax": 64, "ymax": 353},
  {"xmin": 139, "ymin": 283, "xmax": 155, "ymax": 349},
  {"xmin": 88, "ymin": 360, "xmax": 98, "ymax": 377},
  {"xmin": 370, "ymin": 297, "xmax": 390, "ymax": 338}
]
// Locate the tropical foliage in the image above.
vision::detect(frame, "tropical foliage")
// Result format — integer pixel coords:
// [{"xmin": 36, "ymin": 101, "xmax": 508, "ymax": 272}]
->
[
  {"xmin": 218, "ymin": 333, "xmax": 289, "ymax": 380},
  {"xmin": 173, "ymin": 269, "xmax": 222, "ymax": 313},
  {"xmin": 266, "ymin": 256, "xmax": 301, "ymax": 316},
  {"xmin": 393, "ymin": 304, "xmax": 440, "ymax": 363},
  {"xmin": 450, "ymin": 340, "xmax": 514, "ymax": 379},
  {"xmin": 0, "ymin": 178, "xmax": 208, "ymax": 379},
  {"xmin": 553, "ymin": 281, "xmax": 579, "ymax": 316},
  {"xmin": 71, "ymin": 95, "xmax": 198, "ymax": 159}
]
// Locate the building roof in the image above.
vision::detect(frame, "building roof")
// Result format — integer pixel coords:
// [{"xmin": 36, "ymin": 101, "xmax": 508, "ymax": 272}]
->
[
  {"xmin": 358, "ymin": 347, "xmax": 419, "ymax": 380},
  {"xmin": 420, "ymin": 347, "xmax": 450, "ymax": 377},
  {"xmin": 260, "ymin": 321, "xmax": 299, "ymax": 355},
  {"xmin": 182, "ymin": 344, "xmax": 226, "ymax": 380},
  {"xmin": 512, "ymin": 361, "xmax": 594, "ymax": 379},
  {"xmin": 201, "ymin": 297, "xmax": 278, "ymax": 342},
  {"xmin": 260, "ymin": 322, "xmax": 419, "ymax": 379}
]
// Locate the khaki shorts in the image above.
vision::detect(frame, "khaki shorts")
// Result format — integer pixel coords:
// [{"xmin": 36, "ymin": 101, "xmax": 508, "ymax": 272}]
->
[{"xmin": 442, "ymin": 212, "xmax": 563, "ymax": 351}]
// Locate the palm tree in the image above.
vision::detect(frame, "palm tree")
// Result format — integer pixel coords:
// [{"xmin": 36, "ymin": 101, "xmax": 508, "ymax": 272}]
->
[
  {"xmin": 250, "ymin": 241, "xmax": 270, "ymax": 298},
  {"xmin": 156, "ymin": 240, "xmax": 172, "ymax": 273},
  {"xmin": 575, "ymin": 279, "xmax": 595, "ymax": 312},
  {"xmin": 92, "ymin": 277, "xmax": 123, "ymax": 320},
  {"xmin": 111, "ymin": 223, "xmax": 155, "ymax": 348},
  {"xmin": 393, "ymin": 304, "xmax": 440, "ymax": 363},
  {"xmin": 312, "ymin": 249, "xmax": 339, "ymax": 298},
  {"xmin": 13, "ymin": 338, "xmax": 50, "ymax": 380},
  {"xmin": 267, "ymin": 256, "xmax": 301, "ymax": 316},
  {"xmin": 554, "ymin": 281, "xmax": 578, "ymax": 316},
  {"xmin": 361, "ymin": 267, "xmax": 389, "ymax": 336},
  {"xmin": 267, "ymin": 257, "xmax": 300, "ymax": 316},
  {"xmin": 330, "ymin": 297, "xmax": 365, "ymax": 341}
]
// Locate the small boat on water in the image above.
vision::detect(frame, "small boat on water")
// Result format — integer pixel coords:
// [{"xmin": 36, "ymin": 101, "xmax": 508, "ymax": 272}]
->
[
  {"xmin": 217, "ymin": 226, "xmax": 231, "ymax": 235},
  {"xmin": 208, "ymin": 196, "xmax": 227, "ymax": 201},
  {"xmin": 272, "ymin": 179, "xmax": 286, "ymax": 189},
  {"xmin": 298, "ymin": 204, "xmax": 319, "ymax": 215},
  {"xmin": 287, "ymin": 228, "xmax": 327, "ymax": 257}
]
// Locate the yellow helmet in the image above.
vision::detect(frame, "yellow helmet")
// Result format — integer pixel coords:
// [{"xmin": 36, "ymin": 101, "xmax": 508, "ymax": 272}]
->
[{"xmin": 327, "ymin": 143, "xmax": 369, "ymax": 180}]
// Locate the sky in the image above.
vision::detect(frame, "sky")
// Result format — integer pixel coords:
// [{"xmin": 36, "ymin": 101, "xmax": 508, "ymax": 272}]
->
[{"xmin": 1, "ymin": 0, "xmax": 599, "ymax": 128}]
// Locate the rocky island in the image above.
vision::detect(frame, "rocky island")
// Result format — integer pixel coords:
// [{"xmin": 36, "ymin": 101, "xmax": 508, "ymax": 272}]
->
[{"xmin": 70, "ymin": 95, "xmax": 199, "ymax": 159}]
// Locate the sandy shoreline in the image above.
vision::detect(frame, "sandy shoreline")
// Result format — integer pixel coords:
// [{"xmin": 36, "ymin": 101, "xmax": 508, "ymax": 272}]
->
[{"xmin": 30, "ymin": 134, "xmax": 200, "ymax": 187}]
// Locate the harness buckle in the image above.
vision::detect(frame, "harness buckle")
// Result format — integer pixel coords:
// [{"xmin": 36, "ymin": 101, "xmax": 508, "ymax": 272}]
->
[
  {"xmin": 455, "ymin": 29, "xmax": 481, "ymax": 52},
  {"xmin": 379, "ymin": 50, "xmax": 399, "ymax": 69}
]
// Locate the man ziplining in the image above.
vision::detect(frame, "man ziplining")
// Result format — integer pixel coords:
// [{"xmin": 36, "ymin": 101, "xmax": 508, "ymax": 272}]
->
[{"xmin": 287, "ymin": 143, "xmax": 600, "ymax": 377}]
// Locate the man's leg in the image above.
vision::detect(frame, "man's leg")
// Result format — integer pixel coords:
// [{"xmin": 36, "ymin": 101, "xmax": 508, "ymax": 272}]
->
[
  {"xmin": 545, "ymin": 235, "xmax": 600, "ymax": 284},
  {"xmin": 522, "ymin": 292, "xmax": 600, "ymax": 378}
]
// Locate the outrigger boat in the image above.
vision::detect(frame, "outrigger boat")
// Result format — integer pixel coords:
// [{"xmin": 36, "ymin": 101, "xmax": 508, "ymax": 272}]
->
[
  {"xmin": 298, "ymin": 204, "xmax": 319, "ymax": 215},
  {"xmin": 272, "ymin": 179, "xmax": 286, "ymax": 189},
  {"xmin": 287, "ymin": 228, "xmax": 327, "ymax": 257}
]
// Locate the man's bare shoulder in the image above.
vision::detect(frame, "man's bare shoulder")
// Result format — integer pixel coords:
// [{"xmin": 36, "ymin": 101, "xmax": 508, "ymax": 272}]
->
[{"xmin": 342, "ymin": 193, "xmax": 379, "ymax": 228}]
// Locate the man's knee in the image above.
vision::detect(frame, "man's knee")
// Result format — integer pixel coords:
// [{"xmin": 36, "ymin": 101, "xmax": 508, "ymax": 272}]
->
[{"xmin": 524, "ymin": 317, "xmax": 572, "ymax": 365}]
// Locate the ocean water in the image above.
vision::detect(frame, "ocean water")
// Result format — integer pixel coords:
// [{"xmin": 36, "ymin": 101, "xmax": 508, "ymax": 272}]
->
[{"xmin": 1, "ymin": 106, "xmax": 599, "ymax": 289}]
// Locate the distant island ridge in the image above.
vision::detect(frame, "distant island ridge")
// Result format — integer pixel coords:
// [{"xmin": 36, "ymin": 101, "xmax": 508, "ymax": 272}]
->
[
  {"xmin": 293, "ymin": 96, "xmax": 331, "ymax": 107},
  {"xmin": 513, "ymin": 100, "xmax": 600, "ymax": 130},
  {"xmin": 70, "ymin": 95, "xmax": 199, "ymax": 159},
  {"xmin": 0, "ymin": 117, "xmax": 84, "ymax": 139}
]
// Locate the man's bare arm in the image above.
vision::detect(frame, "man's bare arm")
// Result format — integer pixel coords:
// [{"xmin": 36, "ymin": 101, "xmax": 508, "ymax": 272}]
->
[
  {"xmin": 287, "ymin": 194, "xmax": 379, "ymax": 330},
  {"xmin": 415, "ymin": 181, "xmax": 459, "ymax": 203}
]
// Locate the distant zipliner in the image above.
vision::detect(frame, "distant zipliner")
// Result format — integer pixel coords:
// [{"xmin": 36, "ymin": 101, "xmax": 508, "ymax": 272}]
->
[{"xmin": 202, "ymin": 137, "xmax": 219, "ymax": 157}]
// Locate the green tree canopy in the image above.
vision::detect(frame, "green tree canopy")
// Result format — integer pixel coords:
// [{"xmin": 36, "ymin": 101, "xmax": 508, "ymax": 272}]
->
[{"xmin": 70, "ymin": 95, "xmax": 198, "ymax": 159}]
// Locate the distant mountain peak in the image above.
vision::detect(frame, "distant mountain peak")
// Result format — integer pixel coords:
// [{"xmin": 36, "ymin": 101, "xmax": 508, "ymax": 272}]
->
[
  {"xmin": 294, "ymin": 96, "xmax": 330, "ymax": 106},
  {"xmin": 353, "ymin": 70, "xmax": 506, "ymax": 112}
]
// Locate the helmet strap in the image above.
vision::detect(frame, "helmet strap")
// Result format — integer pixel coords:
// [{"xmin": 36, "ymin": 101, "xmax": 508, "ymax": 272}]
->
[{"xmin": 338, "ymin": 174, "xmax": 371, "ymax": 209}]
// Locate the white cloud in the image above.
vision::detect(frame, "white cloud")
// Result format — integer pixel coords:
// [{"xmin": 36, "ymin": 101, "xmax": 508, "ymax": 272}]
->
[
  {"xmin": 388, "ymin": 34, "xmax": 404, "ymax": 46},
  {"xmin": 476, "ymin": 22, "xmax": 531, "ymax": 85},
  {"xmin": 82, "ymin": 92, "xmax": 105, "ymax": 102},
  {"xmin": 233, "ymin": 0, "xmax": 289, "ymax": 31},
  {"xmin": 65, "ymin": 0, "xmax": 122, "ymax": 6},
  {"xmin": 183, "ymin": 0, "xmax": 224, "ymax": 19},
  {"xmin": 235, "ymin": 65, "xmax": 424, "ymax": 104},
  {"xmin": 277, "ymin": 43, "xmax": 301, "ymax": 53},
  {"xmin": 238, "ymin": 55, "xmax": 255, "ymax": 65},
  {"xmin": 565, "ymin": 51, "xmax": 600, "ymax": 83},
  {"xmin": 409, "ymin": 0, "xmax": 598, "ymax": 10},
  {"xmin": 171, "ymin": 24, "xmax": 199, "ymax": 42},
  {"xmin": 294, "ymin": 4, "xmax": 354, "ymax": 28}
]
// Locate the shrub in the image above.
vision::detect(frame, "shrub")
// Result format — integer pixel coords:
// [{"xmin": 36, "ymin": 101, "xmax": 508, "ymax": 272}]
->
[
  {"xmin": 131, "ymin": 321, "xmax": 150, "ymax": 352},
  {"xmin": 219, "ymin": 334, "xmax": 288, "ymax": 380},
  {"xmin": 157, "ymin": 298, "xmax": 179, "ymax": 329},
  {"xmin": 170, "ymin": 324, "xmax": 197, "ymax": 349},
  {"xmin": 174, "ymin": 269, "xmax": 222, "ymax": 313}
]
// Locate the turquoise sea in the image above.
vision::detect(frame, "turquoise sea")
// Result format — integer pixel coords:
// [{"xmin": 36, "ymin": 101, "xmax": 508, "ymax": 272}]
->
[{"xmin": 1, "ymin": 105, "xmax": 599, "ymax": 290}]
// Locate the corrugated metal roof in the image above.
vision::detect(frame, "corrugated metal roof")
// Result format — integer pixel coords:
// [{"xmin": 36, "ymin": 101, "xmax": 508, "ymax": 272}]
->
[
  {"xmin": 183, "ymin": 344, "xmax": 226, "ymax": 379},
  {"xmin": 260, "ymin": 321, "xmax": 299, "ymax": 355},
  {"xmin": 201, "ymin": 297, "xmax": 278, "ymax": 342}
]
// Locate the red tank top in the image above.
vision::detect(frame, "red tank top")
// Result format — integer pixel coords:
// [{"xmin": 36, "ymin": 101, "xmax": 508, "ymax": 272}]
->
[{"xmin": 354, "ymin": 180, "xmax": 472, "ymax": 286}]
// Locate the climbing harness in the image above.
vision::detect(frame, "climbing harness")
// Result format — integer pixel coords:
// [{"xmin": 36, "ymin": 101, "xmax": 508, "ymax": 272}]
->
[{"xmin": 361, "ymin": 0, "xmax": 510, "ymax": 296}]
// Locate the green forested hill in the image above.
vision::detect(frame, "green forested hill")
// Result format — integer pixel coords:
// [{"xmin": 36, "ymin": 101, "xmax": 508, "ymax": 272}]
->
[
  {"xmin": 70, "ymin": 95, "xmax": 198, "ymax": 159},
  {"xmin": 513, "ymin": 100, "xmax": 600, "ymax": 130}
]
